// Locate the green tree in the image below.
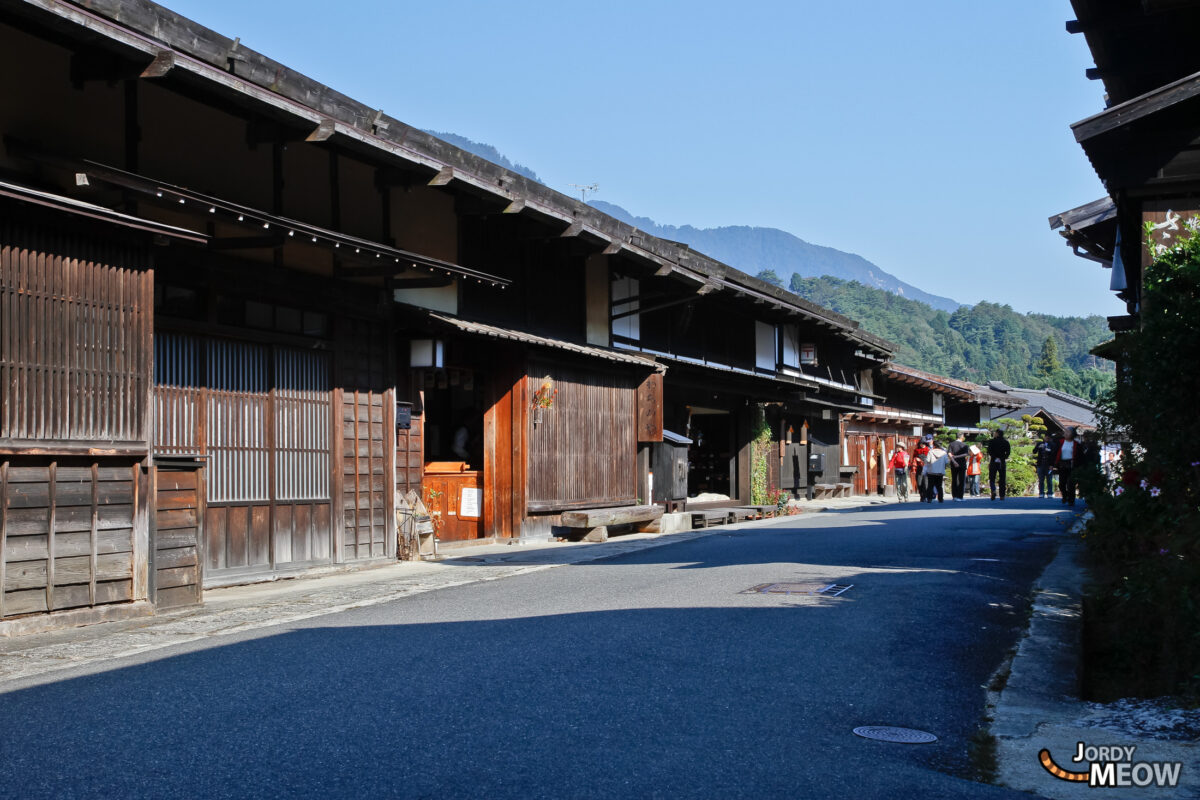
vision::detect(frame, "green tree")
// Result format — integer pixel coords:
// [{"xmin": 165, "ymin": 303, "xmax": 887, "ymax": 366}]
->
[
  {"xmin": 1081, "ymin": 215, "xmax": 1200, "ymax": 699},
  {"xmin": 756, "ymin": 268, "xmax": 784, "ymax": 288},
  {"xmin": 1035, "ymin": 336, "xmax": 1062, "ymax": 378}
]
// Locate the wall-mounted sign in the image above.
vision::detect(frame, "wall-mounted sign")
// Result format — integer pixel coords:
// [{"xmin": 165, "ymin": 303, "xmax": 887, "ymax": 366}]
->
[
  {"xmin": 459, "ymin": 487, "xmax": 481, "ymax": 519},
  {"xmin": 800, "ymin": 343, "xmax": 818, "ymax": 365},
  {"xmin": 396, "ymin": 403, "xmax": 412, "ymax": 430}
]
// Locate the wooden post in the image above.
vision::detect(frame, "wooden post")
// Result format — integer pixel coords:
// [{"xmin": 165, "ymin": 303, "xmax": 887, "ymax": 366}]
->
[
  {"xmin": 330, "ymin": 387, "xmax": 344, "ymax": 564},
  {"xmin": 512, "ymin": 363, "xmax": 528, "ymax": 538},
  {"xmin": 147, "ymin": 461, "xmax": 157, "ymax": 606},
  {"xmin": 89, "ymin": 462, "xmax": 99, "ymax": 606},
  {"xmin": 46, "ymin": 460, "xmax": 56, "ymax": 611},
  {"xmin": 132, "ymin": 460, "xmax": 149, "ymax": 601},
  {"xmin": 383, "ymin": 387, "xmax": 397, "ymax": 558},
  {"xmin": 0, "ymin": 460, "xmax": 7, "ymax": 619}
]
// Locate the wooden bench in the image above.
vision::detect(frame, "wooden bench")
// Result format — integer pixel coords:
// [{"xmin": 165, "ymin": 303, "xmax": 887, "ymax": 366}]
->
[
  {"xmin": 690, "ymin": 510, "xmax": 732, "ymax": 529},
  {"xmin": 738, "ymin": 505, "xmax": 778, "ymax": 519},
  {"xmin": 835, "ymin": 482, "xmax": 854, "ymax": 497},
  {"xmin": 725, "ymin": 507, "xmax": 757, "ymax": 522},
  {"xmin": 561, "ymin": 504, "xmax": 664, "ymax": 542},
  {"xmin": 812, "ymin": 483, "xmax": 837, "ymax": 499}
]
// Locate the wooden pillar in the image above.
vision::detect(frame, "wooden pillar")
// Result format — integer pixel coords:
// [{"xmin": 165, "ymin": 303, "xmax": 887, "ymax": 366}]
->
[
  {"xmin": 331, "ymin": 387, "xmax": 345, "ymax": 564},
  {"xmin": 735, "ymin": 408, "xmax": 752, "ymax": 505}
]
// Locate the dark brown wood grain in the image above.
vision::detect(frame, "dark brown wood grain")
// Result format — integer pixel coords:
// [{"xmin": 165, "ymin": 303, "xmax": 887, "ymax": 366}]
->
[{"xmin": 525, "ymin": 360, "xmax": 638, "ymax": 511}]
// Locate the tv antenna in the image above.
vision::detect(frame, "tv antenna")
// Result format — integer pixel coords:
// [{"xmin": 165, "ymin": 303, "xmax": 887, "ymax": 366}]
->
[{"xmin": 568, "ymin": 182, "xmax": 599, "ymax": 202}]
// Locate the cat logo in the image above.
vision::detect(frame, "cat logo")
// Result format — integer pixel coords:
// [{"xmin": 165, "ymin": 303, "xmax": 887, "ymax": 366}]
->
[{"xmin": 1039, "ymin": 742, "xmax": 1182, "ymax": 788}]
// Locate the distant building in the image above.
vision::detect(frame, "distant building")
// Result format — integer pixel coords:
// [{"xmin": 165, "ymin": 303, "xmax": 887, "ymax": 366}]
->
[{"xmin": 984, "ymin": 382, "xmax": 1097, "ymax": 436}]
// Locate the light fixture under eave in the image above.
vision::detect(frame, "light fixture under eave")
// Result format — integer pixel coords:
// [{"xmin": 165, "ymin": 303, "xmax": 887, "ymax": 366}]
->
[{"xmin": 237, "ymin": 215, "xmax": 244, "ymax": 221}]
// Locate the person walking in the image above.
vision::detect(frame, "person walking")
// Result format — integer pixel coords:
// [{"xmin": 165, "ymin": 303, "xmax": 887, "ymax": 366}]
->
[
  {"xmin": 948, "ymin": 432, "xmax": 970, "ymax": 501},
  {"xmin": 1056, "ymin": 427, "xmax": 1079, "ymax": 506},
  {"xmin": 1033, "ymin": 432, "xmax": 1056, "ymax": 499},
  {"xmin": 987, "ymin": 428, "xmax": 1011, "ymax": 500},
  {"xmin": 912, "ymin": 435, "xmax": 932, "ymax": 503},
  {"xmin": 967, "ymin": 443, "xmax": 983, "ymax": 496},
  {"xmin": 924, "ymin": 440, "xmax": 949, "ymax": 503},
  {"xmin": 888, "ymin": 443, "xmax": 910, "ymax": 502}
]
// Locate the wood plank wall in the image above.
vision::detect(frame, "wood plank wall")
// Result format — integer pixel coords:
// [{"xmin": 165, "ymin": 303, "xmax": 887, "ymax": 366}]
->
[
  {"xmin": 525, "ymin": 360, "xmax": 637, "ymax": 512},
  {"xmin": 1, "ymin": 457, "xmax": 137, "ymax": 617},
  {"xmin": 0, "ymin": 221, "xmax": 152, "ymax": 448},
  {"xmin": 0, "ymin": 221, "xmax": 151, "ymax": 618},
  {"xmin": 152, "ymin": 465, "xmax": 203, "ymax": 609},
  {"xmin": 395, "ymin": 413, "xmax": 422, "ymax": 499},
  {"xmin": 341, "ymin": 390, "xmax": 392, "ymax": 559}
]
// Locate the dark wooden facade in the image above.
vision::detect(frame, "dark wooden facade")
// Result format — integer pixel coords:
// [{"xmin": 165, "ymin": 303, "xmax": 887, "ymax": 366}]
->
[
  {"xmin": 0, "ymin": 214, "xmax": 158, "ymax": 621},
  {"xmin": 0, "ymin": 0, "xmax": 902, "ymax": 629}
]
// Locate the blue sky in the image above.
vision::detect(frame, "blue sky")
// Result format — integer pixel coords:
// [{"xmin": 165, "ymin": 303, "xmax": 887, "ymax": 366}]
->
[{"xmin": 162, "ymin": 0, "xmax": 1113, "ymax": 317}]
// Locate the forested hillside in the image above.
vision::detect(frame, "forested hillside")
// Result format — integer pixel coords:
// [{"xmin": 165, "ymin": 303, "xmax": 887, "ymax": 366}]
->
[{"xmin": 779, "ymin": 274, "xmax": 1114, "ymax": 400}]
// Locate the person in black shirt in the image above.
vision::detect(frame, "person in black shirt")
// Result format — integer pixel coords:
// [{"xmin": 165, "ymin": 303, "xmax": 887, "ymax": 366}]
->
[
  {"xmin": 948, "ymin": 432, "xmax": 970, "ymax": 501},
  {"xmin": 986, "ymin": 428, "xmax": 1011, "ymax": 500},
  {"xmin": 1032, "ymin": 432, "xmax": 1056, "ymax": 498}
]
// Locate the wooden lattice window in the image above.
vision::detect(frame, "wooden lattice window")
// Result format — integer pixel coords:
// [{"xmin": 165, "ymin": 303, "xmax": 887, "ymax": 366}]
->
[
  {"xmin": 274, "ymin": 348, "xmax": 330, "ymax": 502},
  {"xmin": 0, "ymin": 225, "xmax": 151, "ymax": 446},
  {"xmin": 206, "ymin": 340, "xmax": 269, "ymax": 503}
]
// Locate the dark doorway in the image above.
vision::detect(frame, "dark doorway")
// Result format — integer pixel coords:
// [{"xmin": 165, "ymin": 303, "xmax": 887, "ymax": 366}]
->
[{"xmin": 686, "ymin": 409, "xmax": 733, "ymax": 498}]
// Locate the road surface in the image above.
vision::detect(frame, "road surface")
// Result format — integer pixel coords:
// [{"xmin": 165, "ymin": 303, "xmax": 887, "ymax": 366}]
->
[{"xmin": 0, "ymin": 499, "xmax": 1071, "ymax": 798}]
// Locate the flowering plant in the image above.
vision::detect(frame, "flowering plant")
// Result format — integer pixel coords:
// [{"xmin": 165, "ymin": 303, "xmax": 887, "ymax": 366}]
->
[{"xmin": 532, "ymin": 376, "xmax": 558, "ymax": 409}]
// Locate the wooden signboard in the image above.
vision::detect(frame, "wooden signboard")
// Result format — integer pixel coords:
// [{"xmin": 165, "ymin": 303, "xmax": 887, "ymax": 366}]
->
[{"xmin": 637, "ymin": 373, "xmax": 664, "ymax": 442}]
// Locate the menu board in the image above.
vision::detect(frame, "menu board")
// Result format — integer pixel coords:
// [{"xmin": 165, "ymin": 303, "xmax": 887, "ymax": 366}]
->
[{"xmin": 459, "ymin": 487, "xmax": 481, "ymax": 519}]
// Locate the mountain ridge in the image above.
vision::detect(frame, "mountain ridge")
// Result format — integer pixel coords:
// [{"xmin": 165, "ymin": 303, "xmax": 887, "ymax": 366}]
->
[{"xmin": 589, "ymin": 200, "xmax": 962, "ymax": 313}]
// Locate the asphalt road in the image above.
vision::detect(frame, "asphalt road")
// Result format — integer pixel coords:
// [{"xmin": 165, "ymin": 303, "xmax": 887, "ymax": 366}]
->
[{"xmin": 0, "ymin": 498, "xmax": 1072, "ymax": 799}]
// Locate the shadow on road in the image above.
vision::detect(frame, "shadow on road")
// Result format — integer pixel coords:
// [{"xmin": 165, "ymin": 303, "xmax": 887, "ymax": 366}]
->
[{"xmin": 0, "ymin": 511, "xmax": 1067, "ymax": 799}]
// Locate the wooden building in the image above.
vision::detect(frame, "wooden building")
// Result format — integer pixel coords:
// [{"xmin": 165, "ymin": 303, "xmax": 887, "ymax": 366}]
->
[
  {"xmin": 841, "ymin": 364, "xmax": 1019, "ymax": 495},
  {"xmin": 0, "ymin": 0, "xmax": 897, "ymax": 629},
  {"xmin": 1050, "ymin": 1, "xmax": 1200, "ymax": 340}
]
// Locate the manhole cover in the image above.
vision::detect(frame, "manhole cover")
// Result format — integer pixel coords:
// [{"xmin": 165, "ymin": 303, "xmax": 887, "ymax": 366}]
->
[
  {"xmin": 852, "ymin": 726, "xmax": 938, "ymax": 744},
  {"xmin": 740, "ymin": 582, "xmax": 853, "ymax": 596}
]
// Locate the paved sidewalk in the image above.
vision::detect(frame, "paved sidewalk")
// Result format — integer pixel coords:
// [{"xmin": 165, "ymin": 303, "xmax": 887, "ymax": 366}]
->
[
  {"xmin": 0, "ymin": 495, "xmax": 888, "ymax": 688},
  {"xmin": 991, "ymin": 516, "xmax": 1200, "ymax": 798}
]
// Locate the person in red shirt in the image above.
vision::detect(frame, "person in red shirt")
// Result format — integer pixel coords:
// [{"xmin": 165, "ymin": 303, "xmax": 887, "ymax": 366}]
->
[
  {"xmin": 966, "ymin": 444, "xmax": 983, "ymax": 497},
  {"xmin": 912, "ymin": 436, "xmax": 932, "ymax": 502},
  {"xmin": 888, "ymin": 443, "xmax": 911, "ymax": 502}
]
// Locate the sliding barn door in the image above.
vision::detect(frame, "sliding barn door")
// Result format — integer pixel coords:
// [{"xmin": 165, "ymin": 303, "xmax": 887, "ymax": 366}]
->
[{"xmin": 153, "ymin": 334, "xmax": 334, "ymax": 584}]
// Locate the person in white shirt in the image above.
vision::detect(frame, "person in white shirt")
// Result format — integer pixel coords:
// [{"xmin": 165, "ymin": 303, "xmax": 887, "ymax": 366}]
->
[
  {"xmin": 923, "ymin": 442, "xmax": 949, "ymax": 503},
  {"xmin": 1055, "ymin": 427, "xmax": 1079, "ymax": 506}
]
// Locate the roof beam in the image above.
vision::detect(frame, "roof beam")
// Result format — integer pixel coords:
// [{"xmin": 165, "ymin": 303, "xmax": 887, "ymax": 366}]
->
[
  {"xmin": 305, "ymin": 118, "xmax": 336, "ymax": 142},
  {"xmin": 208, "ymin": 234, "xmax": 285, "ymax": 250},
  {"xmin": 428, "ymin": 167, "xmax": 454, "ymax": 186},
  {"xmin": 140, "ymin": 50, "xmax": 175, "ymax": 78}
]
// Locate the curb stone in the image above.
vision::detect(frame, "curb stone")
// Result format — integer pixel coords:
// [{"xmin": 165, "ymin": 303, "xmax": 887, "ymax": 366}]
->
[{"xmin": 990, "ymin": 512, "xmax": 1200, "ymax": 799}]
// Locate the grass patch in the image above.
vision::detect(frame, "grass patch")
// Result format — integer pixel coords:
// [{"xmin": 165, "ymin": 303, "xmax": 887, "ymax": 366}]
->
[
  {"xmin": 968, "ymin": 726, "xmax": 999, "ymax": 784},
  {"xmin": 988, "ymin": 664, "xmax": 1012, "ymax": 693}
]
